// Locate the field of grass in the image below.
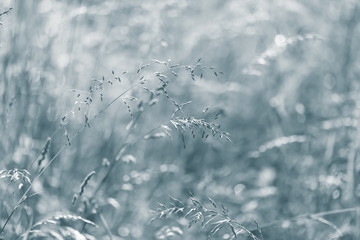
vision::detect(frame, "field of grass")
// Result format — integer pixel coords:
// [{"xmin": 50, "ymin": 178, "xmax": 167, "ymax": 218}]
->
[{"xmin": 1, "ymin": 0, "xmax": 360, "ymax": 239}]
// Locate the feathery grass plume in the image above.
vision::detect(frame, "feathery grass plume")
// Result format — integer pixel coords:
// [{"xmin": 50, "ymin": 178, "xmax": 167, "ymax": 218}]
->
[
  {"xmin": 170, "ymin": 117, "xmax": 231, "ymax": 142},
  {"xmin": 151, "ymin": 196, "xmax": 259, "ymax": 240},
  {"xmin": 67, "ymin": 73, "xmax": 118, "ymax": 126}
]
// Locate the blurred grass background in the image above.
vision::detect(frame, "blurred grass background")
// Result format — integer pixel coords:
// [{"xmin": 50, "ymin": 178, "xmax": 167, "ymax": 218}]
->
[{"xmin": 1, "ymin": 0, "xmax": 360, "ymax": 239}]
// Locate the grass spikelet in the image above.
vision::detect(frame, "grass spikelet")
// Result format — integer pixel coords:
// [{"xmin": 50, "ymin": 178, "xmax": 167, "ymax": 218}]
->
[
  {"xmin": 79, "ymin": 171, "xmax": 96, "ymax": 197},
  {"xmin": 161, "ymin": 125, "xmax": 172, "ymax": 139},
  {"xmin": 64, "ymin": 128, "xmax": 71, "ymax": 146},
  {"xmin": 112, "ymin": 70, "xmax": 121, "ymax": 82},
  {"xmin": 84, "ymin": 113, "xmax": 90, "ymax": 128},
  {"xmin": 38, "ymin": 137, "xmax": 51, "ymax": 166},
  {"xmin": 160, "ymin": 85, "xmax": 181, "ymax": 111},
  {"xmin": 153, "ymin": 59, "xmax": 167, "ymax": 65},
  {"xmin": 122, "ymin": 100, "xmax": 134, "ymax": 120},
  {"xmin": 137, "ymin": 63, "xmax": 150, "ymax": 73},
  {"xmin": 72, "ymin": 194, "xmax": 77, "ymax": 205},
  {"xmin": 0, "ymin": 8, "xmax": 12, "ymax": 18},
  {"xmin": 170, "ymin": 64, "xmax": 181, "ymax": 68}
]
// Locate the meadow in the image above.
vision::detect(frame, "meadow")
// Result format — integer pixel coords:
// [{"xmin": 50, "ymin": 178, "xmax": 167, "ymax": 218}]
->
[{"xmin": 0, "ymin": 0, "xmax": 360, "ymax": 239}]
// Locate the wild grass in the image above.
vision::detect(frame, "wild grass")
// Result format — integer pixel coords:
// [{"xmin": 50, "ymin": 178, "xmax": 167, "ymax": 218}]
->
[{"xmin": 1, "ymin": 1, "xmax": 360, "ymax": 240}]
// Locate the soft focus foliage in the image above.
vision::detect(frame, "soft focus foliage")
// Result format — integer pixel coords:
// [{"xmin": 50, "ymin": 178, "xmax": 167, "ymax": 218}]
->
[{"xmin": 1, "ymin": 0, "xmax": 360, "ymax": 239}]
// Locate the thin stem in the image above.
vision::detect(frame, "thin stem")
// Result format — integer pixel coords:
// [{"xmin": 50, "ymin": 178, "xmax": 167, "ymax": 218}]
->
[
  {"xmin": 245, "ymin": 206, "xmax": 360, "ymax": 233},
  {"xmin": 90, "ymin": 124, "xmax": 163, "ymax": 200},
  {"xmin": 87, "ymin": 64, "xmax": 187, "ymax": 201}
]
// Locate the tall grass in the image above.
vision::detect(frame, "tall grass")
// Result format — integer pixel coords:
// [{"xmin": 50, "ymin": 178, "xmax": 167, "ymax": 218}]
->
[{"xmin": 1, "ymin": 1, "xmax": 360, "ymax": 239}]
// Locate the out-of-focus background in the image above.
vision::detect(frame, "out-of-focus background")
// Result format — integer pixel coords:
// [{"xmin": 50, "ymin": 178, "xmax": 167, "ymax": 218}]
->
[{"xmin": 1, "ymin": 0, "xmax": 360, "ymax": 239}]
